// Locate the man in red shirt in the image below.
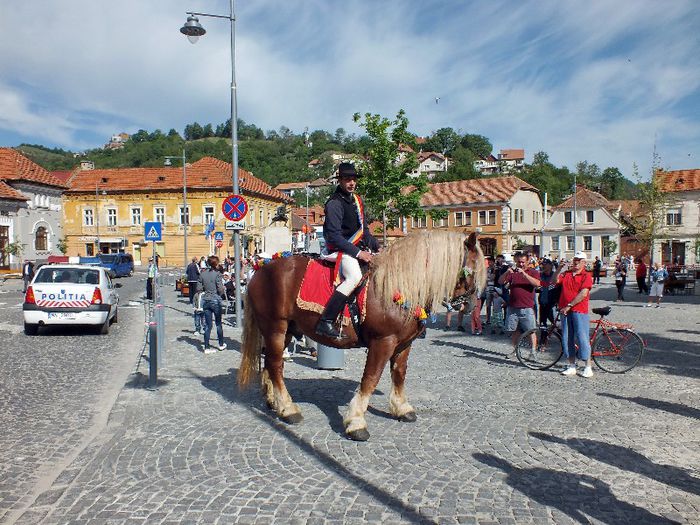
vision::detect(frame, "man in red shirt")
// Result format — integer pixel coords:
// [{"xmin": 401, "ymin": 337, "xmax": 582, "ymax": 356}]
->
[
  {"xmin": 635, "ymin": 257, "xmax": 649, "ymax": 294},
  {"xmin": 556, "ymin": 251, "xmax": 594, "ymax": 377},
  {"xmin": 499, "ymin": 253, "xmax": 541, "ymax": 357}
]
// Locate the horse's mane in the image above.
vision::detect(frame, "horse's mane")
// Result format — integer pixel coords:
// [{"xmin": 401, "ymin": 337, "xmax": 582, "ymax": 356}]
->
[{"xmin": 371, "ymin": 230, "xmax": 486, "ymax": 311}]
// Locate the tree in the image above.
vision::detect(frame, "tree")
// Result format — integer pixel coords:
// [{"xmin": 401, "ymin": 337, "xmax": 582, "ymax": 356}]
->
[
  {"xmin": 600, "ymin": 167, "xmax": 626, "ymax": 200},
  {"xmin": 425, "ymin": 127, "xmax": 460, "ymax": 155},
  {"xmin": 630, "ymin": 162, "xmax": 672, "ymax": 277},
  {"xmin": 433, "ymin": 146, "xmax": 480, "ymax": 182},
  {"xmin": 353, "ymin": 109, "xmax": 426, "ymax": 246},
  {"xmin": 460, "ymin": 134, "xmax": 492, "ymax": 158}
]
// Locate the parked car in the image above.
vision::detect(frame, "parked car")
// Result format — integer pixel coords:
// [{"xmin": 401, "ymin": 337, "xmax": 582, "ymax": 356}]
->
[
  {"xmin": 98, "ymin": 253, "xmax": 134, "ymax": 277},
  {"xmin": 23, "ymin": 264, "xmax": 120, "ymax": 335}
]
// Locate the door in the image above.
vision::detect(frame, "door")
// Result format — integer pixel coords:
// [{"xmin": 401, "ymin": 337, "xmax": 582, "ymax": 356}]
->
[{"xmin": 0, "ymin": 226, "xmax": 8, "ymax": 269}]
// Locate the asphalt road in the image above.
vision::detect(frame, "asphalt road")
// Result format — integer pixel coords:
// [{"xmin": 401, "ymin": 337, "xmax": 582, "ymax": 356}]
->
[{"xmin": 0, "ymin": 272, "xmax": 147, "ymax": 524}]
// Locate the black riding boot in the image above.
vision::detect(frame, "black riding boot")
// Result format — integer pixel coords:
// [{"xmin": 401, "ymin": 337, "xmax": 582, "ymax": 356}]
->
[{"xmin": 315, "ymin": 290, "xmax": 349, "ymax": 339}]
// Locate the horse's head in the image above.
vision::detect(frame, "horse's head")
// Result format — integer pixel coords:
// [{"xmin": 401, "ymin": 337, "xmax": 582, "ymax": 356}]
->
[{"xmin": 448, "ymin": 232, "xmax": 486, "ymax": 309}]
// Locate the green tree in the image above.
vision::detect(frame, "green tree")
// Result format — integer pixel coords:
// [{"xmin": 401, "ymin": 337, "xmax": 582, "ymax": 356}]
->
[
  {"xmin": 425, "ymin": 127, "xmax": 461, "ymax": 155},
  {"xmin": 353, "ymin": 109, "xmax": 426, "ymax": 245},
  {"xmin": 433, "ymin": 146, "xmax": 480, "ymax": 182},
  {"xmin": 56, "ymin": 237, "xmax": 69, "ymax": 255},
  {"xmin": 460, "ymin": 134, "xmax": 492, "ymax": 158}
]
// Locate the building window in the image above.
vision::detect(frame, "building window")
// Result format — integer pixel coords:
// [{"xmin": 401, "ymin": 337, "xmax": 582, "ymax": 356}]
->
[
  {"xmin": 666, "ymin": 210, "xmax": 682, "ymax": 226},
  {"xmin": 552, "ymin": 236, "xmax": 559, "ymax": 250},
  {"xmin": 259, "ymin": 209, "xmax": 264, "ymax": 226},
  {"xmin": 454, "ymin": 211, "xmax": 464, "ymax": 226},
  {"xmin": 179, "ymin": 205, "xmax": 190, "ymax": 225},
  {"xmin": 154, "ymin": 206, "xmax": 165, "ymax": 225},
  {"xmin": 533, "ymin": 210, "xmax": 540, "ymax": 224},
  {"xmin": 566, "ymin": 236, "xmax": 575, "ymax": 251},
  {"xmin": 35, "ymin": 226, "xmax": 48, "ymax": 251},
  {"xmin": 249, "ymin": 206, "xmax": 255, "ymax": 226},
  {"xmin": 586, "ymin": 210, "xmax": 594, "ymax": 223},
  {"xmin": 564, "ymin": 211, "xmax": 573, "ymax": 224},
  {"xmin": 584, "ymin": 236, "xmax": 592, "ymax": 250},
  {"xmin": 107, "ymin": 208, "xmax": 117, "ymax": 226},
  {"xmin": 478, "ymin": 210, "xmax": 496, "ymax": 225},
  {"xmin": 203, "ymin": 205, "xmax": 215, "ymax": 226},
  {"xmin": 433, "ymin": 216, "xmax": 447, "ymax": 228},
  {"xmin": 412, "ymin": 216, "xmax": 427, "ymax": 228},
  {"xmin": 83, "ymin": 208, "xmax": 94, "ymax": 226},
  {"xmin": 513, "ymin": 209, "xmax": 525, "ymax": 223},
  {"xmin": 131, "ymin": 207, "xmax": 142, "ymax": 226},
  {"xmin": 85, "ymin": 243, "xmax": 94, "ymax": 256}
]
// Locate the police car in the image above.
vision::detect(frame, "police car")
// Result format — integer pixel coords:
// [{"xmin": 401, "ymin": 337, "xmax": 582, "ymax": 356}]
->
[{"xmin": 23, "ymin": 264, "xmax": 120, "ymax": 335}]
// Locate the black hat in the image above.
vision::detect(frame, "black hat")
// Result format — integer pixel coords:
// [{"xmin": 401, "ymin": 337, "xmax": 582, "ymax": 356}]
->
[{"xmin": 337, "ymin": 162, "xmax": 360, "ymax": 178}]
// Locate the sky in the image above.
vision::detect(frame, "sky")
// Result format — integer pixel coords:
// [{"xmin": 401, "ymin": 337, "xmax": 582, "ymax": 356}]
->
[{"xmin": 1, "ymin": 0, "xmax": 699, "ymax": 180}]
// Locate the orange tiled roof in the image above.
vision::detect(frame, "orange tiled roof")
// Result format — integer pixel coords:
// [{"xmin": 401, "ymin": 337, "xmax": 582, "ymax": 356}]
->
[
  {"xmin": 421, "ymin": 176, "xmax": 538, "ymax": 207},
  {"xmin": 418, "ymin": 151, "xmax": 446, "ymax": 162},
  {"xmin": 369, "ymin": 220, "xmax": 405, "ymax": 237},
  {"xmin": 0, "ymin": 148, "xmax": 68, "ymax": 188},
  {"xmin": 499, "ymin": 149, "xmax": 525, "ymax": 160},
  {"xmin": 66, "ymin": 157, "xmax": 292, "ymax": 203},
  {"xmin": 0, "ymin": 180, "xmax": 29, "ymax": 201},
  {"xmin": 655, "ymin": 168, "xmax": 700, "ymax": 192},
  {"xmin": 556, "ymin": 186, "xmax": 610, "ymax": 209},
  {"xmin": 50, "ymin": 170, "xmax": 74, "ymax": 184},
  {"xmin": 607, "ymin": 199, "xmax": 642, "ymax": 218},
  {"xmin": 275, "ymin": 181, "xmax": 308, "ymax": 191}
]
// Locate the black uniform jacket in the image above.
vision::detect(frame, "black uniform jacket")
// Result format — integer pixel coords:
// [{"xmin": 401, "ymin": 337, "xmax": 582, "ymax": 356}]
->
[{"xmin": 323, "ymin": 186, "xmax": 379, "ymax": 257}]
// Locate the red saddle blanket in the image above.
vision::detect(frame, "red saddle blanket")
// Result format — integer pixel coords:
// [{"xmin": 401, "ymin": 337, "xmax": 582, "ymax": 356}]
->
[{"xmin": 296, "ymin": 259, "xmax": 367, "ymax": 324}]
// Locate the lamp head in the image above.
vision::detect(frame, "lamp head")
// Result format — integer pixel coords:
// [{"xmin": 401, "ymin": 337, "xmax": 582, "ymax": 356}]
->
[{"xmin": 180, "ymin": 15, "xmax": 206, "ymax": 44}]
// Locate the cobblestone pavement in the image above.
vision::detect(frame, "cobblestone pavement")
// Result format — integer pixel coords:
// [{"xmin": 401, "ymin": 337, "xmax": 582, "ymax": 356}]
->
[{"xmin": 3, "ymin": 275, "xmax": 699, "ymax": 524}]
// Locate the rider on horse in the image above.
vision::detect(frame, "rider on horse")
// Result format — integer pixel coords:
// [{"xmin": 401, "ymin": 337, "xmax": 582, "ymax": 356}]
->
[{"xmin": 315, "ymin": 162, "xmax": 379, "ymax": 339}]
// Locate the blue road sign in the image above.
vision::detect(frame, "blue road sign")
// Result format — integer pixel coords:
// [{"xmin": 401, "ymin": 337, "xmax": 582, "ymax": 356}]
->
[
  {"xmin": 144, "ymin": 222, "xmax": 162, "ymax": 241},
  {"xmin": 222, "ymin": 194, "xmax": 248, "ymax": 221},
  {"xmin": 214, "ymin": 231, "xmax": 224, "ymax": 241}
]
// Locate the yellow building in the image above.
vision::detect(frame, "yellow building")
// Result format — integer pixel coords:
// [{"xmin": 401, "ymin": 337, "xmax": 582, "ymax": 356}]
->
[{"xmin": 63, "ymin": 157, "xmax": 293, "ymax": 268}]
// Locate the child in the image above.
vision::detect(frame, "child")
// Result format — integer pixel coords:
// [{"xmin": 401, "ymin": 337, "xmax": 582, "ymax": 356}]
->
[
  {"xmin": 490, "ymin": 290, "xmax": 505, "ymax": 335},
  {"xmin": 193, "ymin": 289, "xmax": 205, "ymax": 337}
]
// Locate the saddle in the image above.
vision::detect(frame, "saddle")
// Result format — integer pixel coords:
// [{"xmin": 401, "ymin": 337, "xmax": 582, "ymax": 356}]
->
[{"xmin": 296, "ymin": 258, "xmax": 368, "ymax": 326}]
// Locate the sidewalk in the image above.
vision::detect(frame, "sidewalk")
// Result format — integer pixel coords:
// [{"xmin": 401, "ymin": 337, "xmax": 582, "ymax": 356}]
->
[{"xmin": 19, "ymin": 280, "xmax": 700, "ymax": 524}]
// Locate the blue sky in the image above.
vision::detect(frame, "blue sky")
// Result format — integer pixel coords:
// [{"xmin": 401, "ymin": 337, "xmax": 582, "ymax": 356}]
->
[{"xmin": 0, "ymin": 0, "xmax": 698, "ymax": 180}]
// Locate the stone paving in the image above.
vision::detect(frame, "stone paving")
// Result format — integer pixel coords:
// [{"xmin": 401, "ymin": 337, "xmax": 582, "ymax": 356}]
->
[{"xmin": 3, "ymin": 274, "xmax": 699, "ymax": 524}]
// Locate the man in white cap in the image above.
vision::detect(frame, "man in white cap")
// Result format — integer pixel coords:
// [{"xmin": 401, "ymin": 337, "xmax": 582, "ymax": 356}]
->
[{"xmin": 555, "ymin": 251, "xmax": 594, "ymax": 377}]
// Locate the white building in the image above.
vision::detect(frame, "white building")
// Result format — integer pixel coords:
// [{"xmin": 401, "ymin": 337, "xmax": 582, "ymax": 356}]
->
[
  {"xmin": 653, "ymin": 168, "xmax": 700, "ymax": 267},
  {"xmin": 542, "ymin": 186, "xmax": 621, "ymax": 263}
]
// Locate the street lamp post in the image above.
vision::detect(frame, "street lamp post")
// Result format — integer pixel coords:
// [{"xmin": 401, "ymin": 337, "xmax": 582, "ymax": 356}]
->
[
  {"xmin": 181, "ymin": 0, "xmax": 243, "ymax": 323},
  {"xmin": 164, "ymin": 149, "xmax": 188, "ymax": 271},
  {"xmin": 95, "ymin": 184, "xmax": 105, "ymax": 254},
  {"xmin": 573, "ymin": 172, "xmax": 578, "ymax": 253},
  {"xmin": 305, "ymin": 184, "xmax": 310, "ymax": 252}
]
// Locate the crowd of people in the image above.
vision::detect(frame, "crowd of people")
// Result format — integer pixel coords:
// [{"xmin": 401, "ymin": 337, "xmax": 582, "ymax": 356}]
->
[{"xmin": 442, "ymin": 251, "xmax": 670, "ymax": 378}]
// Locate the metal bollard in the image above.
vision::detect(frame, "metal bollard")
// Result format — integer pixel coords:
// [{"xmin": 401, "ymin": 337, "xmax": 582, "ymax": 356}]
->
[{"xmin": 148, "ymin": 321, "xmax": 158, "ymax": 388}]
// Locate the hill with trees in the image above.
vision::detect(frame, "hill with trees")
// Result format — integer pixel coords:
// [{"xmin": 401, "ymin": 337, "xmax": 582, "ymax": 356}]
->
[{"xmin": 15, "ymin": 117, "xmax": 638, "ymax": 205}]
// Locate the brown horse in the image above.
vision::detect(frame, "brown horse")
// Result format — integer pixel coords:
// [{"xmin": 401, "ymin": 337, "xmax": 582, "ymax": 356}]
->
[{"xmin": 238, "ymin": 230, "xmax": 486, "ymax": 441}]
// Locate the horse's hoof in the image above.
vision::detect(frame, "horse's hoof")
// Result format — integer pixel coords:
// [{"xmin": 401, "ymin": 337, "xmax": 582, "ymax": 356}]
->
[
  {"xmin": 347, "ymin": 428, "xmax": 370, "ymax": 441},
  {"xmin": 398, "ymin": 411, "xmax": 417, "ymax": 423},
  {"xmin": 280, "ymin": 412, "xmax": 304, "ymax": 425}
]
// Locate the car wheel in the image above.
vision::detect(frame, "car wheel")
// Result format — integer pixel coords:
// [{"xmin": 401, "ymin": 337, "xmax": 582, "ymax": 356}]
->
[
  {"xmin": 111, "ymin": 307, "xmax": 118, "ymax": 324},
  {"xmin": 24, "ymin": 322, "xmax": 39, "ymax": 336}
]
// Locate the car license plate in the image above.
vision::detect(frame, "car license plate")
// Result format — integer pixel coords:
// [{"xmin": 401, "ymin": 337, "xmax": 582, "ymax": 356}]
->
[{"xmin": 48, "ymin": 312, "xmax": 77, "ymax": 320}]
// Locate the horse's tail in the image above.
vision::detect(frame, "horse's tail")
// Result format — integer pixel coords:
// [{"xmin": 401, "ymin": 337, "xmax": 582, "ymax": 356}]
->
[{"xmin": 238, "ymin": 293, "xmax": 261, "ymax": 390}]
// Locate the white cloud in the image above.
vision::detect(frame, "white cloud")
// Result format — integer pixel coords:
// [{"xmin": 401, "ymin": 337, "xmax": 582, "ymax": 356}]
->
[{"xmin": 0, "ymin": 0, "xmax": 697, "ymax": 179}]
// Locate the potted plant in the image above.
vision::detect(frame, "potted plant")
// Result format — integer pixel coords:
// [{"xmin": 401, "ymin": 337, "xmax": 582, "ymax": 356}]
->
[
  {"xmin": 177, "ymin": 275, "xmax": 187, "ymax": 293},
  {"xmin": 179, "ymin": 276, "xmax": 190, "ymax": 296}
]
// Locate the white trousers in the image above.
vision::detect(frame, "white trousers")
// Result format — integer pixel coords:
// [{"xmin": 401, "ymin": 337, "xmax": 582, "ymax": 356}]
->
[{"xmin": 336, "ymin": 255, "xmax": 363, "ymax": 296}]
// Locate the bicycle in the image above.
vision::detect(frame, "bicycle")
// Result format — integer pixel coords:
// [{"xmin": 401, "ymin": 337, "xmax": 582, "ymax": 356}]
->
[{"xmin": 515, "ymin": 306, "xmax": 646, "ymax": 373}]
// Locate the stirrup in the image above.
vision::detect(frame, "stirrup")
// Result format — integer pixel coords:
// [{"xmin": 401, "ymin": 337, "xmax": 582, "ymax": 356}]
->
[{"xmin": 315, "ymin": 320, "xmax": 347, "ymax": 340}]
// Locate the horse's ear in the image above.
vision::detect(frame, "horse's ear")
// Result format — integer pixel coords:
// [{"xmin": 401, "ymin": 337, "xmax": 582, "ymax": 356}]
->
[{"xmin": 465, "ymin": 232, "xmax": 478, "ymax": 251}]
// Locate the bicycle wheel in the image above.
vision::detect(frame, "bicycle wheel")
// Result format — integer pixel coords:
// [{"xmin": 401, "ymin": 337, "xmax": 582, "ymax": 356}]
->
[
  {"xmin": 592, "ymin": 328, "xmax": 645, "ymax": 373},
  {"xmin": 516, "ymin": 328, "xmax": 563, "ymax": 370}
]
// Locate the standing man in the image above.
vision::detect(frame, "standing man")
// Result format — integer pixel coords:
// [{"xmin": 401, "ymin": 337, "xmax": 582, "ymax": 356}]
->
[
  {"xmin": 614, "ymin": 255, "xmax": 628, "ymax": 301},
  {"xmin": 592, "ymin": 256, "xmax": 602, "ymax": 285},
  {"xmin": 499, "ymin": 253, "xmax": 541, "ymax": 357},
  {"xmin": 186, "ymin": 256, "xmax": 200, "ymax": 304},
  {"xmin": 537, "ymin": 259, "xmax": 558, "ymax": 327},
  {"xmin": 635, "ymin": 257, "xmax": 649, "ymax": 294},
  {"xmin": 146, "ymin": 258, "xmax": 157, "ymax": 300},
  {"xmin": 22, "ymin": 259, "xmax": 35, "ymax": 293},
  {"xmin": 315, "ymin": 162, "xmax": 379, "ymax": 339},
  {"xmin": 556, "ymin": 251, "xmax": 594, "ymax": 377}
]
